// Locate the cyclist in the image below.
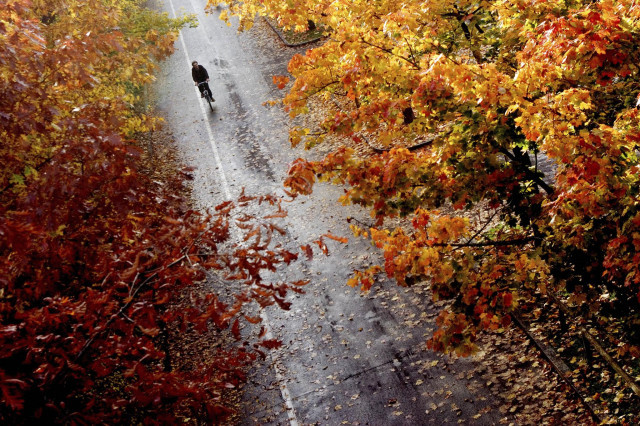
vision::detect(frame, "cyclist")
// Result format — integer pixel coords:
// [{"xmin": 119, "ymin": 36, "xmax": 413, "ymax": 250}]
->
[{"xmin": 191, "ymin": 61, "xmax": 213, "ymax": 100}]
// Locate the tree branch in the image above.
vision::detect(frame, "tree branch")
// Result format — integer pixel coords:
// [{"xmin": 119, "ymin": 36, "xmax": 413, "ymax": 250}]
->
[
  {"xmin": 403, "ymin": 35, "xmax": 418, "ymax": 67},
  {"xmin": 465, "ymin": 210, "xmax": 499, "ymax": 245},
  {"xmin": 430, "ymin": 236, "xmax": 537, "ymax": 248},
  {"xmin": 359, "ymin": 38, "xmax": 420, "ymax": 69},
  {"xmin": 498, "ymin": 147, "xmax": 555, "ymax": 196},
  {"xmin": 292, "ymin": 80, "xmax": 340, "ymax": 103}
]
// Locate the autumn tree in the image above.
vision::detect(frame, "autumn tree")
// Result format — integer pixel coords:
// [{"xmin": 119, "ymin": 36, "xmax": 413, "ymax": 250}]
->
[
  {"xmin": 1, "ymin": 0, "xmax": 306, "ymax": 422},
  {"xmin": 212, "ymin": 0, "xmax": 640, "ymax": 386}
]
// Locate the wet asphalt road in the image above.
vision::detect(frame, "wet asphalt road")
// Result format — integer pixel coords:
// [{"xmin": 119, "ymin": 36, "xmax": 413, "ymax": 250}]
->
[{"xmin": 153, "ymin": 1, "xmax": 516, "ymax": 424}]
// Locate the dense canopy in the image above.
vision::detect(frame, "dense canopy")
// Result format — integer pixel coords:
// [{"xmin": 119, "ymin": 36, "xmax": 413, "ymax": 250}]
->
[{"xmin": 211, "ymin": 0, "xmax": 640, "ymax": 370}]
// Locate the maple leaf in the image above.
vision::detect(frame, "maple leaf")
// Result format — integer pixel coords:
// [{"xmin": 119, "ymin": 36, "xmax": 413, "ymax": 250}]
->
[
  {"xmin": 272, "ymin": 75, "xmax": 290, "ymax": 89},
  {"xmin": 322, "ymin": 232, "xmax": 348, "ymax": 244},
  {"xmin": 259, "ymin": 339, "xmax": 282, "ymax": 349}
]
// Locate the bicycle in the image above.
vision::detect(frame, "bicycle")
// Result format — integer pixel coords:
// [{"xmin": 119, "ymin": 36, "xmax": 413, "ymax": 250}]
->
[{"xmin": 198, "ymin": 81, "xmax": 215, "ymax": 111}]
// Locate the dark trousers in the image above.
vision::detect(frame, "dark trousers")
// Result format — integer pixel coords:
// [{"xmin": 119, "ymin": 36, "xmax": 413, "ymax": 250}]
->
[{"xmin": 197, "ymin": 82, "xmax": 212, "ymax": 97}]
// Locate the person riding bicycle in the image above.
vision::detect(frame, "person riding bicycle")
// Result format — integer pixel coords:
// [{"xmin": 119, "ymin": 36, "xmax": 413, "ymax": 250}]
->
[{"xmin": 191, "ymin": 61, "xmax": 213, "ymax": 100}]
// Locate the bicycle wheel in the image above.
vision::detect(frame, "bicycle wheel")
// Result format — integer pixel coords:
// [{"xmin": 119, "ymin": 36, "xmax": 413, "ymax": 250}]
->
[{"xmin": 206, "ymin": 94, "xmax": 213, "ymax": 111}]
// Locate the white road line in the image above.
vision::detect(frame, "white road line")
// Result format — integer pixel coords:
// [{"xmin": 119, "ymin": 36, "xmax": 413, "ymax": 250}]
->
[
  {"xmin": 167, "ymin": 0, "xmax": 231, "ymax": 200},
  {"xmin": 166, "ymin": 1, "xmax": 300, "ymax": 424},
  {"xmin": 260, "ymin": 310, "xmax": 300, "ymax": 426}
]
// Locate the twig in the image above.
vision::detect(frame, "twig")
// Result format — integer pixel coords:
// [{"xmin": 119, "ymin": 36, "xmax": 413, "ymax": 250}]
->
[
  {"xmin": 464, "ymin": 210, "xmax": 499, "ymax": 245},
  {"xmin": 359, "ymin": 38, "xmax": 421, "ymax": 69},
  {"xmin": 292, "ymin": 80, "xmax": 340, "ymax": 103},
  {"xmin": 363, "ymin": 132, "xmax": 437, "ymax": 153},
  {"xmin": 262, "ymin": 16, "xmax": 325, "ymax": 47},
  {"xmin": 120, "ymin": 312, "xmax": 135, "ymax": 323},
  {"xmin": 403, "ymin": 35, "xmax": 418, "ymax": 67},
  {"xmin": 129, "ymin": 272, "xmax": 139, "ymax": 298},
  {"xmin": 346, "ymin": 216, "xmax": 375, "ymax": 229}
]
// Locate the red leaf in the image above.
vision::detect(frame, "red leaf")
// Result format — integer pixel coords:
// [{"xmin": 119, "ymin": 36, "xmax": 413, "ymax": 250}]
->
[
  {"xmin": 215, "ymin": 200, "xmax": 233, "ymax": 211},
  {"xmin": 314, "ymin": 238, "xmax": 329, "ymax": 255},
  {"xmin": 260, "ymin": 339, "xmax": 282, "ymax": 349},
  {"xmin": 502, "ymin": 314, "xmax": 512, "ymax": 327},
  {"xmin": 264, "ymin": 210, "xmax": 287, "ymax": 219},
  {"xmin": 300, "ymin": 244, "xmax": 313, "ymax": 260},
  {"xmin": 322, "ymin": 232, "xmax": 348, "ymax": 244},
  {"xmin": 244, "ymin": 315, "xmax": 262, "ymax": 324},
  {"xmin": 231, "ymin": 319, "xmax": 241, "ymax": 339},
  {"xmin": 503, "ymin": 292, "xmax": 513, "ymax": 308},
  {"xmin": 1, "ymin": 385, "xmax": 24, "ymax": 410},
  {"xmin": 272, "ymin": 75, "xmax": 290, "ymax": 89},
  {"xmin": 584, "ymin": 160, "xmax": 600, "ymax": 177}
]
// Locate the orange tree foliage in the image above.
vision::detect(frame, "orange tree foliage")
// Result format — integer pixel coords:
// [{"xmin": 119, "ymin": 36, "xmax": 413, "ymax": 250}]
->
[
  {"xmin": 1, "ymin": 0, "xmax": 305, "ymax": 422},
  {"xmin": 212, "ymin": 0, "xmax": 640, "ymax": 357}
]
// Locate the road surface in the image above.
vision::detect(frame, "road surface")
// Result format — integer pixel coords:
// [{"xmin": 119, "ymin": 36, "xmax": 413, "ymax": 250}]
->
[{"xmin": 152, "ymin": 0, "xmax": 534, "ymax": 424}]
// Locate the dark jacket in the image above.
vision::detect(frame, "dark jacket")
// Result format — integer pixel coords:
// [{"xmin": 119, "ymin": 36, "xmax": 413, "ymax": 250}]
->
[{"xmin": 192, "ymin": 65, "xmax": 209, "ymax": 83}]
